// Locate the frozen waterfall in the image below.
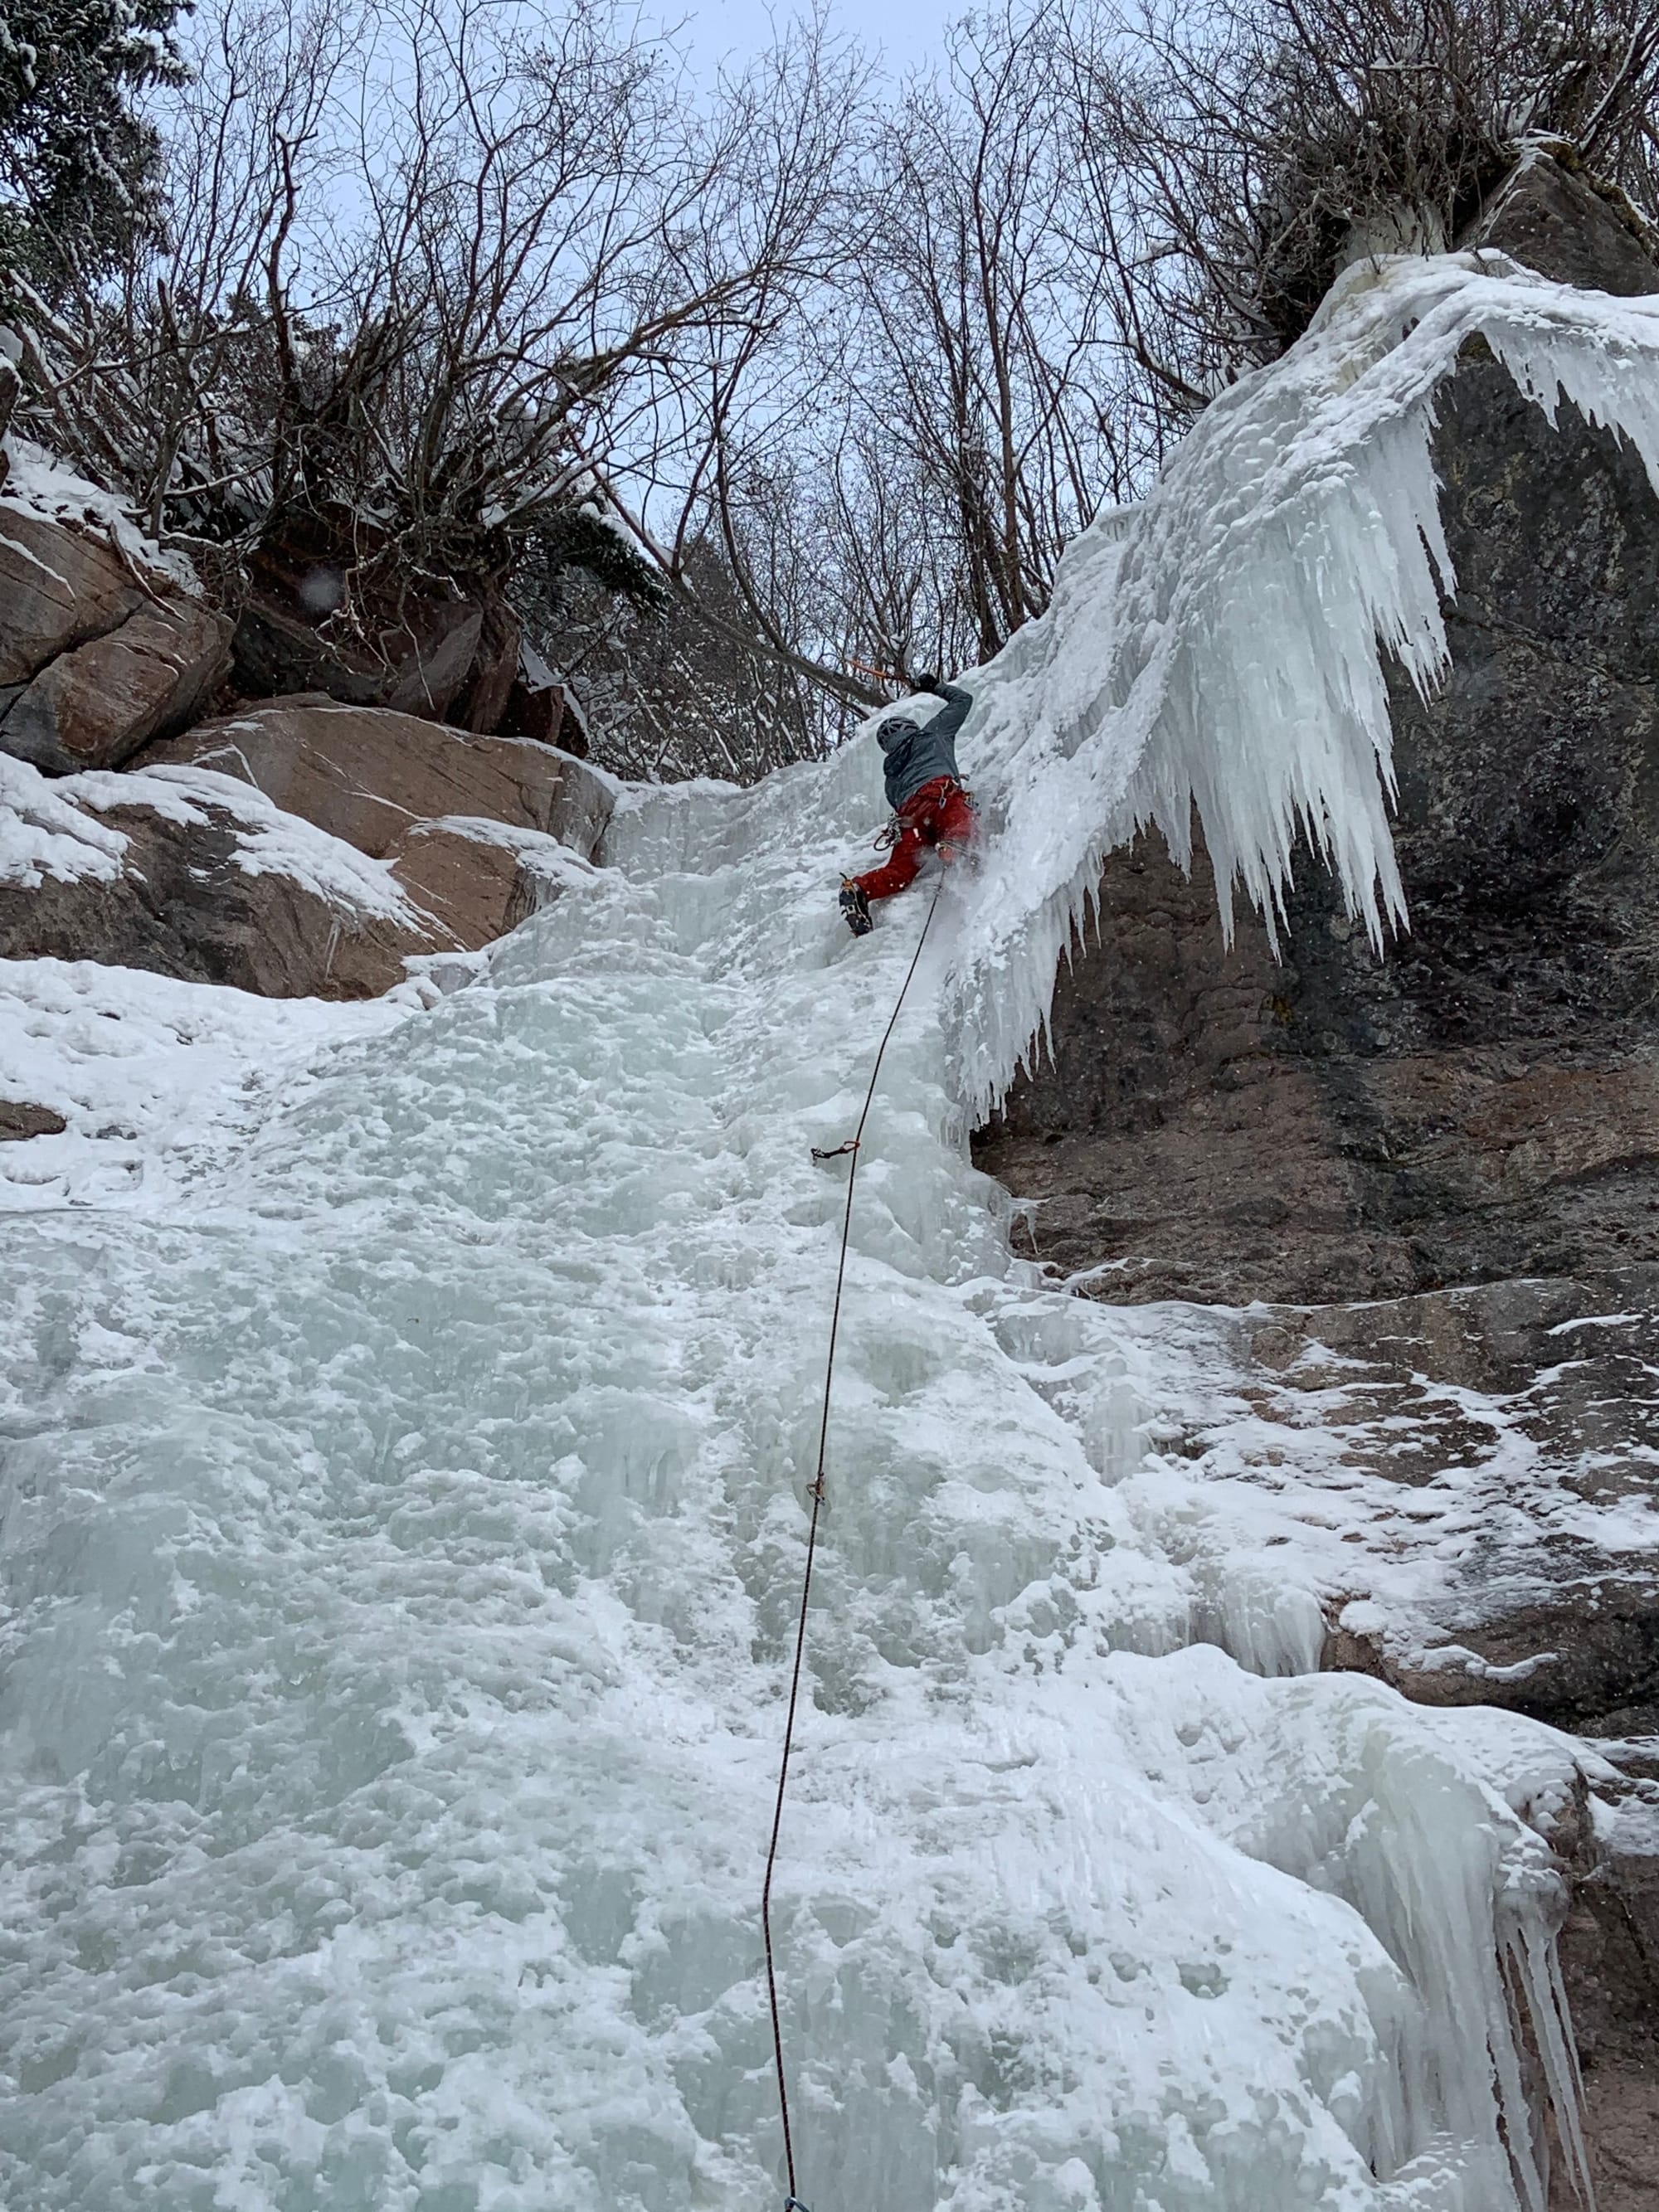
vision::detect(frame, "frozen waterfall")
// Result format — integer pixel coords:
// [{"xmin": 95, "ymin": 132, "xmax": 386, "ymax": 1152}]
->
[{"xmin": 7, "ymin": 250, "xmax": 1654, "ymax": 2209}]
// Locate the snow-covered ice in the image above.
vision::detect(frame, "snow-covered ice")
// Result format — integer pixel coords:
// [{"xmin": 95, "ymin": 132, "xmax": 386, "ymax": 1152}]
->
[
  {"xmin": 7, "ymin": 250, "xmax": 1656, "ymax": 2208},
  {"xmin": 0, "ymin": 958, "xmax": 412, "ymax": 1214}
]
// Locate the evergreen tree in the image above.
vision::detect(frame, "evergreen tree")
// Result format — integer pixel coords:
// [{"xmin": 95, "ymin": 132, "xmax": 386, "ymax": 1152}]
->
[{"xmin": 0, "ymin": 0, "xmax": 185, "ymax": 286}]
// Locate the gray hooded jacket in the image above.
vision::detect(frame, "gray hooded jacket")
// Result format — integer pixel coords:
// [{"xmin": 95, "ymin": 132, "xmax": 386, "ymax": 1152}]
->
[{"xmin": 877, "ymin": 683, "xmax": 972, "ymax": 812}]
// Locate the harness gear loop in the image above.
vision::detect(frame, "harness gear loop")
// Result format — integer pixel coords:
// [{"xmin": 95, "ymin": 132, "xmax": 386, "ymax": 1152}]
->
[{"xmin": 761, "ymin": 871, "xmax": 947, "ymax": 2209}]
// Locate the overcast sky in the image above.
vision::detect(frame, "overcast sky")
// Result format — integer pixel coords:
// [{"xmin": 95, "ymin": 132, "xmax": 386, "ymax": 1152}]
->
[{"xmin": 678, "ymin": 0, "xmax": 956, "ymax": 79}]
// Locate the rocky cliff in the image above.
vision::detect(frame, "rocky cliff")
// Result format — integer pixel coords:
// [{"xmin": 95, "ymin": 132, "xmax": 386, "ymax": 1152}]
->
[{"xmin": 974, "ymin": 155, "xmax": 1659, "ymax": 2206}]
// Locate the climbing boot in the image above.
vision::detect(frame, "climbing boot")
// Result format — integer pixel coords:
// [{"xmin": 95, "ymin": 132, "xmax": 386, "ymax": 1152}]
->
[{"xmin": 839, "ymin": 878, "xmax": 873, "ymax": 936}]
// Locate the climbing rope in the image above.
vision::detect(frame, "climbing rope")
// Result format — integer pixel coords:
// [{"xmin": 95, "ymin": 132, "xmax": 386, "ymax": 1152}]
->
[{"xmin": 761, "ymin": 868, "xmax": 949, "ymax": 2212}]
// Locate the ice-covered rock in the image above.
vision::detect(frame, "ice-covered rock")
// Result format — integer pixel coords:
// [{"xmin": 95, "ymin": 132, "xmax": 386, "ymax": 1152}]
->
[
  {"xmin": 975, "ymin": 250, "xmax": 1659, "ymax": 1305},
  {"xmin": 961, "ymin": 201, "xmax": 1659, "ymax": 2203}
]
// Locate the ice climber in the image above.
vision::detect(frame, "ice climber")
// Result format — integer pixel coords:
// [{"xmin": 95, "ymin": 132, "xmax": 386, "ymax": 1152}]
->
[{"xmin": 839, "ymin": 674, "xmax": 976, "ymax": 936}]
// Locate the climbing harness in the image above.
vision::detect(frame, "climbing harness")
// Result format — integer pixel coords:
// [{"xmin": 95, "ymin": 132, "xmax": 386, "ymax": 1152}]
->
[
  {"xmin": 874, "ymin": 779, "xmax": 976, "ymax": 853},
  {"xmin": 760, "ymin": 870, "xmax": 948, "ymax": 2212}
]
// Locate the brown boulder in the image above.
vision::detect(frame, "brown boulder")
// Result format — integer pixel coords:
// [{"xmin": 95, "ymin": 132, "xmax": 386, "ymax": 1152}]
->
[
  {"xmin": 0, "ymin": 504, "xmax": 144, "ymax": 688},
  {"xmin": 499, "ymin": 650, "xmax": 591, "ymax": 758},
  {"xmin": 0, "ymin": 698, "xmax": 615, "ymax": 1004},
  {"xmin": 1466, "ymin": 149, "xmax": 1659, "ymax": 298},
  {"xmin": 0, "ymin": 773, "xmax": 437, "ymax": 999},
  {"xmin": 0, "ymin": 1100, "xmax": 67, "ymax": 1140},
  {"xmin": 136, "ymin": 696, "xmax": 615, "ymax": 863},
  {"xmin": 448, "ymin": 592, "xmax": 523, "ymax": 736},
  {"xmin": 387, "ymin": 820, "xmax": 547, "ymax": 948},
  {"xmin": 0, "ymin": 596, "xmax": 231, "ymax": 773}
]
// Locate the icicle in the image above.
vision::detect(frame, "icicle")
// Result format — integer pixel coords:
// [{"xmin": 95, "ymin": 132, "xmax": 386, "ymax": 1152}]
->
[{"xmin": 943, "ymin": 250, "xmax": 1659, "ymax": 1129}]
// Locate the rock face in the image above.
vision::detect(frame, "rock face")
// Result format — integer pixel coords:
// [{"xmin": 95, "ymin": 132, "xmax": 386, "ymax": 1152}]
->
[
  {"xmin": 0, "ymin": 693, "xmax": 615, "ymax": 1003},
  {"xmin": 1198, "ymin": 1268, "xmax": 1659, "ymax": 2210},
  {"xmin": 137, "ymin": 695, "xmax": 614, "ymax": 866},
  {"xmin": 0, "ymin": 505, "xmax": 231, "ymax": 772},
  {"xmin": 0, "ymin": 780, "xmax": 433, "ymax": 999},
  {"xmin": 498, "ymin": 646, "xmax": 591, "ymax": 757},
  {"xmin": 1227, "ymin": 1269, "xmax": 1659, "ymax": 1736},
  {"xmin": 3, "ymin": 597, "xmax": 231, "ymax": 775},
  {"xmin": 1464, "ymin": 148, "xmax": 1659, "ymax": 297},
  {"xmin": 975, "ymin": 176, "xmax": 1659, "ymax": 1310}
]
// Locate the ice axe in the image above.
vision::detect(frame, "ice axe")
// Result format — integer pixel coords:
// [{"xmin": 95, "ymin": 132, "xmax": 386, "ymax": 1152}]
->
[{"xmin": 846, "ymin": 657, "xmax": 901, "ymax": 693}]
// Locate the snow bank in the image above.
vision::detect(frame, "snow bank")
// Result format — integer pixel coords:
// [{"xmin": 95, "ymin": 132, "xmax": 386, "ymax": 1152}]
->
[
  {"xmin": 944, "ymin": 248, "xmax": 1659, "ymax": 1122},
  {"xmin": 0, "ymin": 752, "xmax": 130, "ymax": 887},
  {"xmin": 0, "ymin": 957, "xmax": 411, "ymax": 1212},
  {"xmin": 0, "ymin": 754, "xmax": 423, "ymax": 924}
]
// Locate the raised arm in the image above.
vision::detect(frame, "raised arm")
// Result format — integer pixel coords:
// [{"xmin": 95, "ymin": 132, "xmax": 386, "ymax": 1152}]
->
[{"xmin": 929, "ymin": 680, "xmax": 972, "ymax": 743}]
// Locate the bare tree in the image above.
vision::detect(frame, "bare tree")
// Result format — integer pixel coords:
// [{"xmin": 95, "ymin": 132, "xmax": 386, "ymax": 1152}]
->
[
  {"xmin": 1068, "ymin": 0, "xmax": 1659, "ymax": 392},
  {"xmin": 528, "ymin": 537, "xmax": 820, "ymax": 783},
  {"xmin": 606, "ymin": 0, "xmax": 1152, "ymax": 730},
  {"xmin": 844, "ymin": 1, "xmax": 1139, "ymax": 659},
  {"xmin": 12, "ymin": 0, "xmax": 859, "ymax": 665}
]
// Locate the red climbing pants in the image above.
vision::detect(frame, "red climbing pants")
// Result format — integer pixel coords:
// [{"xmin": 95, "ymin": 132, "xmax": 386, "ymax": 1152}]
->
[{"xmin": 852, "ymin": 776, "xmax": 976, "ymax": 902}]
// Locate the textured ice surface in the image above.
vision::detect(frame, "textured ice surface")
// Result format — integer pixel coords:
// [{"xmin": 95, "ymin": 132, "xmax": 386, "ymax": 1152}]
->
[
  {"xmin": 5, "ymin": 252, "xmax": 1647, "ymax": 2210},
  {"xmin": 0, "ymin": 956, "xmax": 411, "ymax": 1213}
]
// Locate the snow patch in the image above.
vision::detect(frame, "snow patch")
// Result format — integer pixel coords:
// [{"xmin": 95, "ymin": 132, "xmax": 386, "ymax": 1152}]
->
[
  {"xmin": 0, "ymin": 957, "xmax": 410, "ymax": 1212},
  {"xmin": 1, "ymin": 437, "xmax": 201, "ymax": 596}
]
